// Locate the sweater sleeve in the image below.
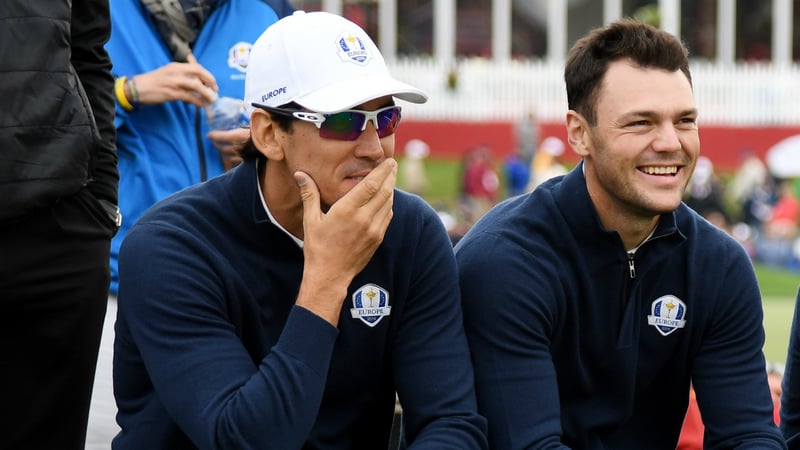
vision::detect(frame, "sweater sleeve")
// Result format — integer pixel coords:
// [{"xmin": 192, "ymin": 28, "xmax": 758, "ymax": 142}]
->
[
  {"xmin": 71, "ymin": 0, "xmax": 119, "ymax": 204},
  {"xmin": 456, "ymin": 230, "xmax": 571, "ymax": 450},
  {"xmin": 391, "ymin": 207, "xmax": 488, "ymax": 449},
  {"xmin": 690, "ymin": 248, "xmax": 786, "ymax": 449},
  {"xmin": 117, "ymin": 222, "xmax": 339, "ymax": 450}
]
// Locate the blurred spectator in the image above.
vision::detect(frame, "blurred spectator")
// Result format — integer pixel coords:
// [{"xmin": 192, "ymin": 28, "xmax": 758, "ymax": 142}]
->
[
  {"xmin": 684, "ymin": 156, "xmax": 731, "ymax": 230},
  {"xmin": 767, "ymin": 180, "xmax": 800, "ymax": 239},
  {"xmin": 742, "ymin": 179, "xmax": 779, "ymax": 233},
  {"xmin": 526, "ymin": 136, "xmax": 568, "ymax": 192},
  {"xmin": 677, "ymin": 386, "xmax": 704, "ymax": 450},
  {"xmin": 460, "ymin": 145, "xmax": 500, "ymax": 221},
  {"xmin": 515, "ymin": 109, "xmax": 539, "ymax": 166},
  {"xmin": 436, "ymin": 207, "xmax": 472, "ymax": 247},
  {"xmin": 0, "ymin": 1, "xmax": 120, "ymax": 448},
  {"xmin": 400, "ymin": 138, "xmax": 431, "ymax": 196},
  {"xmin": 105, "ymin": 0, "xmax": 295, "ymax": 295},
  {"xmin": 756, "ymin": 180, "xmax": 800, "ymax": 268},
  {"xmin": 503, "ymin": 151, "xmax": 531, "ymax": 197},
  {"xmin": 728, "ymin": 152, "xmax": 774, "ymax": 231},
  {"xmin": 679, "ymin": 363, "xmax": 783, "ymax": 449},
  {"xmin": 769, "ymin": 362, "xmax": 785, "ymax": 419}
]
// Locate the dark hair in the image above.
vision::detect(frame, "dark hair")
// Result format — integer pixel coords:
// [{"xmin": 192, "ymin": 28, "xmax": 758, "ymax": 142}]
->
[
  {"xmin": 239, "ymin": 102, "xmax": 299, "ymax": 161},
  {"xmin": 565, "ymin": 18, "xmax": 691, "ymax": 125},
  {"xmin": 238, "ymin": 139, "xmax": 262, "ymax": 162}
]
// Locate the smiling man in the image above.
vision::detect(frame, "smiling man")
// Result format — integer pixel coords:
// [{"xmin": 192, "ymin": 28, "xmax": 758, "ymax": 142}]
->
[
  {"xmin": 455, "ymin": 19, "xmax": 785, "ymax": 449},
  {"xmin": 112, "ymin": 11, "xmax": 487, "ymax": 450}
]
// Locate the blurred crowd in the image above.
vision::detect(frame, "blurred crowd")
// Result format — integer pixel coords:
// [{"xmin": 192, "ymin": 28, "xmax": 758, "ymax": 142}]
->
[
  {"xmin": 398, "ymin": 134, "xmax": 571, "ymax": 246},
  {"xmin": 684, "ymin": 152, "xmax": 800, "ymax": 271},
  {"xmin": 400, "ymin": 138, "xmax": 800, "ymax": 268}
]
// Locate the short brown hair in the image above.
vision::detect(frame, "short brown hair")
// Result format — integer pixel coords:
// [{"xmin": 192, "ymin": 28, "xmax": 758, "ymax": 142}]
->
[{"xmin": 564, "ymin": 18, "xmax": 691, "ymax": 125}]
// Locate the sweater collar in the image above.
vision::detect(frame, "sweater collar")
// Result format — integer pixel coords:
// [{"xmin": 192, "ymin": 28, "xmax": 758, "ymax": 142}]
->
[
  {"xmin": 230, "ymin": 158, "xmax": 304, "ymax": 247},
  {"xmin": 554, "ymin": 160, "xmax": 681, "ymax": 248}
]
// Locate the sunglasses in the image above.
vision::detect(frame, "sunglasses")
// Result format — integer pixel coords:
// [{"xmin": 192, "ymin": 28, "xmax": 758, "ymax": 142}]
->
[{"xmin": 252, "ymin": 103, "xmax": 402, "ymax": 141}]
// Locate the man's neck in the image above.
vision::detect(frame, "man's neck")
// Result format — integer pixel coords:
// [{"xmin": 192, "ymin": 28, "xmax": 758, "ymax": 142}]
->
[{"xmin": 260, "ymin": 160, "xmax": 305, "ymax": 241}]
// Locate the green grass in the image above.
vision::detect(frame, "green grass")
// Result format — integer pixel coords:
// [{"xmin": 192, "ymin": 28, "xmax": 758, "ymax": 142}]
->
[
  {"xmin": 403, "ymin": 157, "xmax": 463, "ymax": 210},
  {"xmin": 764, "ymin": 296, "xmax": 794, "ymax": 364},
  {"xmin": 759, "ymin": 263, "xmax": 800, "ymax": 364},
  {"xmin": 758, "ymin": 263, "xmax": 800, "ymax": 298}
]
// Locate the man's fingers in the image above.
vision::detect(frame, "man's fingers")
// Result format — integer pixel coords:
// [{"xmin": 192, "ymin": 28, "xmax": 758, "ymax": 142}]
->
[
  {"xmin": 339, "ymin": 158, "xmax": 397, "ymax": 209},
  {"xmin": 165, "ymin": 61, "xmax": 217, "ymax": 103},
  {"xmin": 207, "ymin": 127, "xmax": 250, "ymax": 145},
  {"xmin": 183, "ymin": 54, "xmax": 218, "ymax": 91},
  {"xmin": 294, "ymin": 171, "xmax": 322, "ymax": 220},
  {"xmin": 179, "ymin": 76, "xmax": 217, "ymax": 104}
]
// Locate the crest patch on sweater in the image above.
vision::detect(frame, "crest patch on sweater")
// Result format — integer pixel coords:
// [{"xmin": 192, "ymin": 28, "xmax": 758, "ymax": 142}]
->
[
  {"xmin": 647, "ymin": 295, "xmax": 687, "ymax": 336},
  {"xmin": 350, "ymin": 283, "xmax": 391, "ymax": 327}
]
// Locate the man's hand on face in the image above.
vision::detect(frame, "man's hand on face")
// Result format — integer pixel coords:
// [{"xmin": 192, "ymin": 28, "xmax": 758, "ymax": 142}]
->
[{"xmin": 292, "ymin": 158, "xmax": 397, "ymax": 326}]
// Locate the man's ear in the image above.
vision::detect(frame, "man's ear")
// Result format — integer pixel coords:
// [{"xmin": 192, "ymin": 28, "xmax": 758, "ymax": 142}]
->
[
  {"xmin": 566, "ymin": 110, "xmax": 591, "ymax": 158},
  {"xmin": 250, "ymin": 109, "xmax": 286, "ymax": 161}
]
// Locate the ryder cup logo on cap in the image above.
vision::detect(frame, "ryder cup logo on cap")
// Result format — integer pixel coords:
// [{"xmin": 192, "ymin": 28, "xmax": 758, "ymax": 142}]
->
[
  {"xmin": 245, "ymin": 10, "xmax": 427, "ymax": 115},
  {"xmin": 350, "ymin": 283, "xmax": 391, "ymax": 327},
  {"xmin": 647, "ymin": 295, "xmax": 687, "ymax": 336},
  {"xmin": 337, "ymin": 32, "xmax": 370, "ymax": 64}
]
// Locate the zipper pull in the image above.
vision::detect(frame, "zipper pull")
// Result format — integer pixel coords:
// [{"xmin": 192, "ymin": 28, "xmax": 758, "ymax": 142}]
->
[{"xmin": 627, "ymin": 252, "xmax": 636, "ymax": 279}]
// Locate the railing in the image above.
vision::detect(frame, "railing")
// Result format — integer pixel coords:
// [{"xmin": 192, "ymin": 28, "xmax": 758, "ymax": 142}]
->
[{"xmin": 389, "ymin": 58, "xmax": 800, "ymax": 126}]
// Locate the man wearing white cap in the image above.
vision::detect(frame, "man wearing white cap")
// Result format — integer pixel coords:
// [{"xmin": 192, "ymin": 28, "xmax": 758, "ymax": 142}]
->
[{"xmin": 112, "ymin": 10, "xmax": 488, "ymax": 450}]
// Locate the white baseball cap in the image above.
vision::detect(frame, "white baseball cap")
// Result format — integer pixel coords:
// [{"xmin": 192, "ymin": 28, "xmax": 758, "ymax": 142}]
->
[{"xmin": 245, "ymin": 10, "xmax": 428, "ymax": 115}]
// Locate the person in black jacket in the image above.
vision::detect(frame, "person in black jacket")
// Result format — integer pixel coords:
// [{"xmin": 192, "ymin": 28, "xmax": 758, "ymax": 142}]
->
[{"xmin": 0, "ymin": 1, "xmax": 120, "ymax": 449}]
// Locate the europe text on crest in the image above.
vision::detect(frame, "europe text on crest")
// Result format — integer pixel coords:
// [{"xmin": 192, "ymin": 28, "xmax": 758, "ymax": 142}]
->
[
  {"xmin": 350, "ymin": 283, "xmax": 391, "ymax": 327},
  {"xmin": 227, "ymin": 41, "xmax": 252, "ymax": 72},
  {"xmin": 647, "ymin": 295, "xmax": 687, "ymax": 336},
  {"xmin": 336, "ymin": 32, "xmax": 370, "ymax": 64}
]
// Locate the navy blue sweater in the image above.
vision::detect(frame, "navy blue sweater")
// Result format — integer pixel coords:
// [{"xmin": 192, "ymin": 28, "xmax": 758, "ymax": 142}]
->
[
  {"xmin": 114, "ymin": 158, "xmax": 487, "ymax": 449},
  {"xmin": 455, "ymin": 163, "xmax": 784, "ymax": 449}
]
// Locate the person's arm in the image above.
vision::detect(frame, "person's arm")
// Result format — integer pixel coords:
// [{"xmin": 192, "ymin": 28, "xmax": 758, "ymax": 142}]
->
[
  {"xmin": 691, "ymin": 250, "xmax": 786, "ymax": 449},
  {"xmin": 391, "ymin": 204, "xmax": 488, "ymax": 449},
  {"xmin": 119, "ymin": 221, "xmax": 340, "ymax": 450},
  {"xmin": 117, "ymin": 159, "xmax": 398, "ymax": 449},
  {"xmin": 456, "ymin": 232, "xmax": 571, "ymax": 449},
  {"xmin": 128, "ymin": 55, "xmax": 219, "ymax": 107},
  {"xmin": 781, "ymin": 288, "xmax": 800, "ymax": 448},
  {"xmin": 71, "ymin": 0, "xmax": 118, "ymax": 205},
  {"xmin": 206, "ymin": 127, "xmax": 248, "ymax": 171},
  {"xmin": 293, "ymin": 159, "xmax": 397, "ymax": 326}
]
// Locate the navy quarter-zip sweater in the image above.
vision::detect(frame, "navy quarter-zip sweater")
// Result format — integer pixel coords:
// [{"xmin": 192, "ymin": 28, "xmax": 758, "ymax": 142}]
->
[
  {"xmin": 114, "ymin": 158, "xmax": 487, "ymax": 449},
  {"xmin": 455, "ymin": 162, "xmax": 784, "ymax": 449}
]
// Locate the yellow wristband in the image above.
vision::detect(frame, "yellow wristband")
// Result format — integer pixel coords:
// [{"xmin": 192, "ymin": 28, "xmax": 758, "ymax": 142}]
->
[{"xmin": 114, "ymin": 76, "xmax": 134, "ymax": 111}]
